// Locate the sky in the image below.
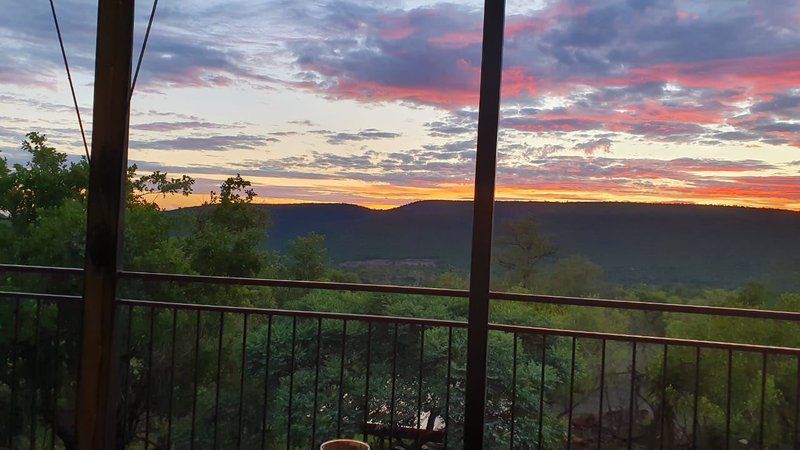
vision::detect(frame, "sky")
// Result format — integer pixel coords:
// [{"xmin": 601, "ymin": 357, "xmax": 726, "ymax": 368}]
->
[{"xmin": 0, "ymin": 0, "xmax": 799, "ymax": 210}]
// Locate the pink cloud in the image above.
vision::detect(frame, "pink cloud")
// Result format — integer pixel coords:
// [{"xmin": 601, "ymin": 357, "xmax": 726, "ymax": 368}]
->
[
  {"xmin": 378, "ymin": 15, "xmax": 415, "ymax": 40},
  {"xmin": 606, "ymin": 54, "xmax": 800, "ymax": 96},
  {"xmin": 428, "ymin": 31, "xmax": 483, "ymax": 47}
]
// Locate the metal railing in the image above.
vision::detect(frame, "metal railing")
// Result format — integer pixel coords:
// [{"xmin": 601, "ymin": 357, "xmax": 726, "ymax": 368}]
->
[
  {"xmin": 8, "ymin": 263, "xmax": 800, "ymax": 321},
  {"xmin": 2, "ymin": 264, "xmax": 800, "ymax": 448},
  {"xmin": 0, "ymin": 265, "xmax": 800, "ymax": 448}
]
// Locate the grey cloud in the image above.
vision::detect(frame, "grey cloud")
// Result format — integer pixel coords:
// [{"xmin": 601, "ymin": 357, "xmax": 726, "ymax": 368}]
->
[
  {"xmin": 750, "ymin": 93, "xmax": 800, "ymax": 116},
  {"xmin": 130, "ymin": 134, "xmax": 276, "ymax": 151},
  {"xmin": 573, "ymin": 138, "xmax": 612, "ymax": 155},
  {"xmin": 526, "ymin": 144, "xmax": 565, "ymax": 158},
  {"xmin": 130, "ymin": 121, "xmax": 236, "ymax": 132},
  {"xmin": 320, "ymin": 128, "xmax": 402, "ymax": 145},
  {"xmin": 713, "ymin": 131, "xmax": 758, "ymax": 141}
]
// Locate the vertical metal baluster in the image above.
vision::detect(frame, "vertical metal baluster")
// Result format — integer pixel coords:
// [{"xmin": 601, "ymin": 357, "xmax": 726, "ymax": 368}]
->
[
  {"xmin": 509, "ymin": 333, "xmax": 518, "ymax": 450},
  {"xmin": 627, "ymin": 341, "xmax": 636, "ymax": 450},
  {"xmin": 337, "ymin": 320, "xmax": 348, "ymax": 438},
  {"xmin": 362, "ymin": 322, "xmax": 372, "ymax": 443},
  {"xmin": 725, "ymin": 349, "xmax": 732, "ymax": 450},
  {"xmin": 166, "ymin": 308, "xmax": 177, "ymax": 449},
  {"xmin": 794, "ymin": 355, "xmax": 799, "ymax": 449},
  {"xmin": 567, "ymin": 337, "xmax": 576, "ymax": 450},
  {"xmin": 121, "ymin": 305, "xmax": 133, "ymax": 444},
  {"xmin": 51, "ymin": 302, "xmax": 61, "ymax": 450},
  {"xmin": 389, "ymin": 323, "xmax": 399, "ymax": 448},
  {"xmin": 30, "ymin": 298, "xmax": 42, "ymax": 449},
  {"xmin": 9, "ymin": 298, "xmax": 20, "ymax": 450},
  {"xmin": 312, "ymin": 318, "xmax": 322, "ymax": 449},
  {"xmin": 759, "ymin": 352, "xmax": 767, "ymax": 449},
  {"xmin": 415, "ymin": 327, "xmax": 426, "ymax": 449},
  {"xmin": 692, "ymin": 347, "xmax": 700, "ymax": 450},
  {"xmin": 213, "ymin": 312, "xmax": 225, "ymax": 450},
  {"xmin": 287, "ymin": 317, "xmax": 297, "ymax": 450},
  {"xmin": 597, "ymin": 340, "xmax": 606, "ymax": 450},
  {"xmin": 537, "ymin": 335, "xmax": 546, "ymax": 450},
  {"xmin": 444, "ymin": 326, "xmax": 453, "ymax": 450},
  {"xmin": 237, "ymin": 313, "xmax": 249, "ymax": 450},
  {"xmin": 260, "ymin": 315, "xmax": 273, "ymax": 450},
  {"xmin": 144, "ymin": 307, "xmax": 155, "ymax": 450},
  {"xmin": 190, "ymin": 310, "xmax": 201, "ymax": 450},
  {"xmin": 73, "ymin": 299, "xmax": 83, "ymax": 444},
  {"xmin": 660, "ymin": 345, "xmax": 668, "ymax": 450}
]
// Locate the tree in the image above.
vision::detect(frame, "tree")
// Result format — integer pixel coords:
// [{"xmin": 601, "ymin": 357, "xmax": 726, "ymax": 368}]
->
[
  {"xmin": 127, "ymin": 164, "xmax": 194, "ymax": 209},
  {"xmin": 546, "ymin": 255, "xmax": 603, "ymax": 297},
  {"xmin": 186, "ymin": 175, "xmax": 268, "ymax": 278},
  {"xmin": 0, "ymin": 132, "xmax": 87, "ymax": 229},
  {"xmin": 0, "ymin": 133, "xmax": 197, "ymax": 449},
  {"xmin": 494, "ymin": 218, "xmax": 556, "ymax": 289},
  {"xmin": 286, "ymin": 232, "xmax": 328, "ymax": 281}
]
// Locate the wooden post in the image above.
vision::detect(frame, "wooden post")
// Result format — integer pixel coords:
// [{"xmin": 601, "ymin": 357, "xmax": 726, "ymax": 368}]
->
[
  {"xmin": 77, "ymin": 0, "xmax": 136, "ymax": 448},
  {"xmin": 463, "ymin": 0, "xmax": 506, "ymax": 447}
]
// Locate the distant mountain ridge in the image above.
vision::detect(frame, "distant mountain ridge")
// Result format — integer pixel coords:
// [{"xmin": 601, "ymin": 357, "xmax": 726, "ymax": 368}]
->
[{"xmin": 171, "ymin": 201, "xmax": 800, "ymax": 288}]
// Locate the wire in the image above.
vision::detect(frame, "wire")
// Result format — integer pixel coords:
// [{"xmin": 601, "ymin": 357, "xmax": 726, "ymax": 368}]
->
[
  {"xmin": 48, "ymin": 0, "xmax": 90, "ymax": 161},
  {"xmin": 130, "ymin": 0, "xmax": 159, "ymax": 100}
]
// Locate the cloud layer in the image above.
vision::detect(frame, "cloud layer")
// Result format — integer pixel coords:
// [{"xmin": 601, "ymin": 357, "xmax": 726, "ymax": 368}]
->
[{"xmin": 1, "ymin": 0, "xmax": 799, "ymax": 210}]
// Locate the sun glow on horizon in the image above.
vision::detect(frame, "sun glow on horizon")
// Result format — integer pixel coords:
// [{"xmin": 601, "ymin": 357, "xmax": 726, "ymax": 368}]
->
[{"xmin": 150, "ymin": 183, "xmax": 800, "ymax": 213}]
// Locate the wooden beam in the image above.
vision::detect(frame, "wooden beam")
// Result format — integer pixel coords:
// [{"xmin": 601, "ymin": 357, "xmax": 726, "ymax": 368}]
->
[
  {"xmin": 77, "ymin": 0, "xmax": 136, "ymax": 448},
  {"xmin": 463, "ymin": 0, "xmax": 506, "ymax": 447}
]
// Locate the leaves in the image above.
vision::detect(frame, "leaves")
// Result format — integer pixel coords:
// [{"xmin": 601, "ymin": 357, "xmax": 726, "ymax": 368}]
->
[{"xmin": 128, "ymin": 164, "xmax": 194, "ymax": 208}]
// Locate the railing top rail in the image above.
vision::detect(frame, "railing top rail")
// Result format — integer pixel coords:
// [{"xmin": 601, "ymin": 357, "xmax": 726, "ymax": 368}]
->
[
  {"xmin": 494, "ymin": 323, "xmax": 800, "ymax": 356},
  {"xmin": 3, "ymin": 263, "xmax": 800, "ymax": 323},
  {"xmin": 116, "ymin": 298, "xmax": 800, "ymax": 356},
  {"xmin": 0, "ymin": 263, "xmax": 82, "ymax": 275},
  {"xmin": 493, "ymin": 291, "xmax": 800, "ymax": 322},
  {"xmin": 117, "ymin": 270, "xmax": 800, "ymax": 322},
  {"xmin": 117, "ymin": 298, "xmax": 466, "ymax": 328},
  {"xmin": 119, "ymin": 269, "xmax": 469, "ymax": 298},
  {"xmin": 2, "ymin": 288, "xmax": 797, "ymax": 355},
  {"xmin": 0, "ymin": 290, "xmax": 82, "ymax": 301}
]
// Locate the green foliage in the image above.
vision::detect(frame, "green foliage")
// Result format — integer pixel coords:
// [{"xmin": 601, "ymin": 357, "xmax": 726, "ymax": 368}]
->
[
  {"xmin": 128, "ymin": 164, "xmax": 194, "ymax": 209},
  {"xmin": 493, "ymin": 218, "xmax": 556, "ymax": 289},
  {"xmin": 0, "ymin": 132, "xmax": 87, "ymax": 228},
  {"xmin": 545, "ymin": 255, "xmax": 603, "ymax": 297},
  {"xmin": 16, "ymin": 201, "xmax": 87, "ymax": 267},
  {"xmin": 491, "ymin": 218, "xmax": 604, "ymax": 299},
  {"xmin": 185, "ymin": 175, "xmax": 269, "ymax": 278},
  {"xmin": 285, "ymin": 232, "xmax": 328, "ymax": 281}
]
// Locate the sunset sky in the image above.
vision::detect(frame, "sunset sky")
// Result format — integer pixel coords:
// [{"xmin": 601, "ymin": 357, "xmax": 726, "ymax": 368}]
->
[{"xmin": 1, "ymin": 0, "xmax": 799, "ymax": 210}]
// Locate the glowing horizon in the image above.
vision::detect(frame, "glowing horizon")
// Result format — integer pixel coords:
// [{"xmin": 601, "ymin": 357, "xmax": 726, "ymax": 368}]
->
[{"xmin": 151, "ymin": 186, "xmax": 800, "ymax": 213}]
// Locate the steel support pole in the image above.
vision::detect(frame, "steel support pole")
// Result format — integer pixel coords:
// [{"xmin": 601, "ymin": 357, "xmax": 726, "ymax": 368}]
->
[
  {"xmin": 463, "ymin": 0, "xmax": 506, "ymax": 447},
  {"xmin": 77, "ymin": 0, "xmax": 136, "ymax": 448}
]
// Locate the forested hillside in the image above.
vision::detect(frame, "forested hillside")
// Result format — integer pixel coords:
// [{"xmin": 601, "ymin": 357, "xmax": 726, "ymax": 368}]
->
[{"xmin": 172, "ymin": 201, "xmax": 800, "ymax": 289}]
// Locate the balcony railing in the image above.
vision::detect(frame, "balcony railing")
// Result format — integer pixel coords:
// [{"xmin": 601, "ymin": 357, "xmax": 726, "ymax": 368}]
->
[{"xmin": 3, "ymin": 264, "xmax": 800, "ymax": 449}]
